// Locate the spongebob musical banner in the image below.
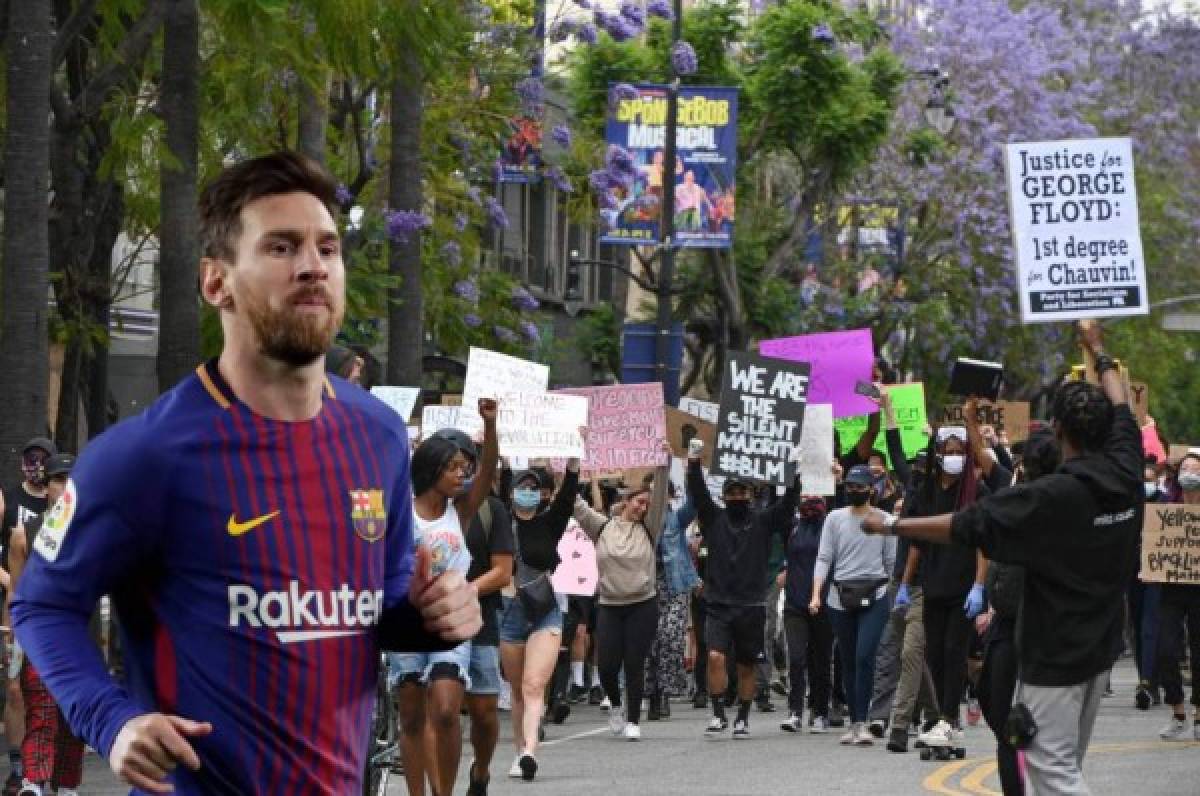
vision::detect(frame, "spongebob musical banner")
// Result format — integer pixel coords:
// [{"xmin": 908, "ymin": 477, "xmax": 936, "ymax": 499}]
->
[{"xmin": 600, "ymin": 84, "xmax": 738, "ymax": 249}]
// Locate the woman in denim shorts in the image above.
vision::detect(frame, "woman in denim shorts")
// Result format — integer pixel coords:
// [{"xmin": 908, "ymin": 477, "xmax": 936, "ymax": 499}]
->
[
  {"xmin": 498, "ymin": 458, "xmax": 580, "ymax": 782},
  {"xmin": 392, "ymin": 405, "xmax": 497, "ymax": 796}
]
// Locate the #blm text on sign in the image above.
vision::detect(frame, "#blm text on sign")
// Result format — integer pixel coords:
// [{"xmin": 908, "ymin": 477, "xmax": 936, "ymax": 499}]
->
[
  {"xmin": 1141, "ymin": 504, "xmax": 1200, "ymax": 585},
  {"xmin": 714, "ymin": 351, "xmax": 810, "ymax": 486}
]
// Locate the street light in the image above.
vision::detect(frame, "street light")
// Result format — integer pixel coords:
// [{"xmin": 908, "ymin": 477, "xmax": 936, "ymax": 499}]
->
[{"xmin": 919, "ymin": 68, "xmax": 955, "ymax": 135}]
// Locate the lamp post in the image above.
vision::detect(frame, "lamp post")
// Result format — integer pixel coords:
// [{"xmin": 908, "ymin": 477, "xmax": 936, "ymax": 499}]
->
[{"xmin": 654, "ymin": 0, "xmax": 684, "ymax": 403}]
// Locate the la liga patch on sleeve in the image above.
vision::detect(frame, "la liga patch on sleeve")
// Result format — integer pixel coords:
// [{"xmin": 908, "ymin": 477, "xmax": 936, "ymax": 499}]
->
[{"xmin": 33, "ymin": 478, "xmax": 77, "ymax": 563}]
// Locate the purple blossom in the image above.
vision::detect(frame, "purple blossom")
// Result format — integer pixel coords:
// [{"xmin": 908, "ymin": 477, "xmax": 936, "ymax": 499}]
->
[
  {"xmin": 493, "ymin": 325, "xmax": 519, "ymax": 344},
  {"xmin": 515, "ymin": 76, "xmax": 544, "ymax": 114},
  {"xmin": 671, "ymin": 40, "xmax": 699, "ymax": 76},
  {"xmin": 551, "ymin": 124, "xmax": 572, "ymax": 148},
  {"xmin": 492, "ymin": 158, "xmax": 505, "ymax": 184},
  {"xmin": 597, "ymin": 190, "xmax": 618, "ymax": 209},
  {"xmin": 575, "ymin": 22, "xmax": 598, "ymax": 44},
  {"xmin": 547, "ymin": 166, "xmax": 573, "ymax": 193},
  {"xmin": 335, "ymin": 184, "xmax": 353, "ymax": 205},
  {"xmin": 619, "ymin": 2, "xmax": 646, "ymax": 28},
  {"xmin": 484, "ymin": 196, "xmax": 509, "ymax": 229},
  {"xmin": 549, "ymin": 19, "xmax": 575, "ymax": 42},
  {"xmin": 595, "ymin": 10, "xmax": 637, "ymax": 41},
  {"xmin": 608, "ymin": 82, "xmax": 640, "ymax": 110},
  {"xmin": 520, "ymin": 321, "xmax": 541, "ymax": 344},
  {"xmin": 384, "ymin": 209, "xmax": 432, "ymax": 243},
  {"xmin": 466, "ymin": 186, "xmax": 482, "ymax": 206},
  {"xmin": 442, "ymin": 241, "xmax": 463, "ymax": 268},
  {"xmin": 464, "ymin": 313, "xmax": 483, "ymax": 328},
  {"xmin": 454, "ymin": 212, "xmax": 469, "ymax": 232},
  {"xmin": 647, "ymin": 0, "xmax": 673, "ymax": 20},
  {"xmin": 811, "ymin": 23, "xmax": 835, "ymax": 44},
  {"xmin": 605, "ymin": 144, "xmax": 637, "ymax": 183},
  {"xmin": 512, "ymin": 285, "xmax": 541, "ymax": 311},
  {"xmin": 572, "ymin": 0, "xmax": 591, "ymax": 8}
]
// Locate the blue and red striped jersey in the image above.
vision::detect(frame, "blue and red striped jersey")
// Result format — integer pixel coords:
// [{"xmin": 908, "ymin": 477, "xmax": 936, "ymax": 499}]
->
[{"xmin": 13, "ymin": 361, "xmax": 416, "ymax": 794}]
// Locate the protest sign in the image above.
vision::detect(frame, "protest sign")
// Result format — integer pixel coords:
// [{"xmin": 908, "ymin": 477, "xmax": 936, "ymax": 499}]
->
[
  {"xmin": 679, "ymin": 396, "xmax": 719, "ymax": 424},
  {"xmin": 1130, "ymin": 381, "xmax": 1149, "ymax": 425},
  {"xmin": 441, "ymin": 394, "xmax": 462, "ymax": 406},
  {"xmin": 554, "ymin": 383, "xmax": 668, "ymax": 472},
  {"xmin": 936, "ymin": 400, "xmax": 1032, "ymax": 443},
  {"xmin": 1004, "ymin": 137, "xmax": 1148, "ymax": 323},
  {"xmin": 834, "ymin": 383, "xmax": 930, "ymax": 466},
  {"xmin": 1168, "ymin": 445, "xmax": 1199, "ymax": 465},
  {"xmin": 666, "ymin": 407, "xmax": 716, "ymax": 468},
  {"xmin": 421, "ymin": 405, "xmax": 460, "ymax": 436},
  {"xmin": 551, "ymin": 522, "xmax": 599, "ymax": 596},
  {"xmin": 600, "ymin": 85, "xmax": 739, "ymax": 249},
  {"xmin": 670, "ymin": 456, "xmax": 725, "ymax": 504},
  {"xmin": 759, "ymin": 329, "xmax": 875, "ymax": 419},
  {"xmin": 1141, "ymin": 504, "xmax": 1200, "ymax": 585},
  {"xmin": 370, "ymin": 386, "xmax": 420, "ymax": 423},
  {"xmin": 460, "ymin": 347, "xmax": 549, "ymax": 425},
  {"xmin": 714, "ymin": 352, "xmax": 809, "ymax": 485},
  {"xmin": 797, "ymin": 404, "xmax": 835, "ymax": 496}
]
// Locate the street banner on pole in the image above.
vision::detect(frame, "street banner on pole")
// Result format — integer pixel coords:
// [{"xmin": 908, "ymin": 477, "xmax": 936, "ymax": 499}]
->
[
  {"xmin": 600, "ymin": 84, "xmax": 738, "ymax": 249},
  {"xmin": 554, "ymin": 383, "xmax": 668, "ymax": 472},
  {"xmin": 1003, "ymin": 137, "xmax": 1148, "ymax": 322},
  {"xmin": 714, "ymin": 351, "xmax": 809, "ymax": 486},
  {"xmin": 760, "ymin": 329, "xmax": 876, "ymax": 419}
]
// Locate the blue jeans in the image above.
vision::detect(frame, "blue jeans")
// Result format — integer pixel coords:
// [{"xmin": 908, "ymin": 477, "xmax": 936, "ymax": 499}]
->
[{"xmin": 829, "ymin": 599, "xmax": 890, "ymax": 723}]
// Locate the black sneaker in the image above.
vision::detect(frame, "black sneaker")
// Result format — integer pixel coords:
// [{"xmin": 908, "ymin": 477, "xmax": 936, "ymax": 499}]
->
[
  {"xmin": 518, "ymin": 754, "xmax": 538, "ymax": 782},
  {"xmin": 467, "ymin": 762, "xmax": 490, "ymax": 796},
  {"xmin": 568, "ymin": 684, "xmax": 587, "ymax": 704},
  {"xmin": 771, "ymin": 676, "xmax": 789, "ymax": 697},
  {"xmin": 588, "ymin": 685, "xmax": 604, "ymax": 706},
  {"xmin": 887, "ymin": 726, "xmax": 909, "ymax": 753},
  {"xmin": 550, "ymin": 700, "xmax": 570, "ymax": 724},
  {"xmin": 692, "ymin": 691, "xmax": 708, "ymax": 709},
  {"xmin": 756, "ymin": 698, "xmax": 777, "ymax": 713},
  {"xmin": 868, "ymin": 719, "xmax": 887, "ymax": 738},
  {"xmin": 1135, "ymin": 683, "xmax": 1151, "ymax": 711},
  {"xmin": 828, "ymin": 713, "xmax": 846, "ymax": 728},
  {"xmin": 732, "ymin": 719, "xmax": 750, "ymax": 739}
]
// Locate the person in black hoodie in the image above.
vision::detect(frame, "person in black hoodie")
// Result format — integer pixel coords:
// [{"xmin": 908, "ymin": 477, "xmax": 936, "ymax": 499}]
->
[
  {"xmin": 687, "ymin": 446, "xmax": 798, "ymax": 741},
  {"xmin": 864, "ymin": 319, "xmax": 1143, "ymax": 796}
]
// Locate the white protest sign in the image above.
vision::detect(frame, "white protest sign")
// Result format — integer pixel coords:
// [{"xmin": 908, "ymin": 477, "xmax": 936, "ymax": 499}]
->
[
  {"xmin": 421, "ymin": 405, "xmax": 460, "ymax": 438},
  {"xmin": 370, "ymin": 386, "xmax": 420, "ymax": 422},
  {"xmin": 498, "ymin": 392, "xmax": 588, "ymax": 458},
  {"xmin": 1004, "ymin": 137, "xmax": 1148, "ymax": 323},
  {"xmin": 458, "ymin": 347, "xmax": 549, "ymax": 434},
  {"xmin": 679, "ymin": 396, "xmax": 719, "ymax": 424},
  {"xmin": 797, "ymin": 404, "xmax": 835, "ymax": 496},
  {"xmin": 670, "ymin": 457, "xmax": 725, "ymax": 506}
]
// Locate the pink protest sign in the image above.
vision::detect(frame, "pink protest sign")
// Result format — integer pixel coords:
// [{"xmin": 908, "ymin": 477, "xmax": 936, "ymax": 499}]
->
[
  {"xmin": 555, "ymin": 382, "xmax": 668, "ymax": 473},
  {"xmin": 551, "ymin": 522, "xmax": 598, "ymax": 596},
  {"xmin": 760, "ymin": 329, "xmax": 876, "ymax": 419}
]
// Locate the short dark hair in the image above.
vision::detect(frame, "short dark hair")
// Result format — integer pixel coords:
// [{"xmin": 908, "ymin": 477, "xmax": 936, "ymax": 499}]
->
[
  {"xmin": 1051, "ymin": 381, "xmax": 1114, "ymax": 452},
  {"xmin": 1022, "ymin": 429, "xmax": 1061, "ymax": 481},
  {"xmin": 198, "ymin": 151, "xmax": 338, "ymax": 262}
]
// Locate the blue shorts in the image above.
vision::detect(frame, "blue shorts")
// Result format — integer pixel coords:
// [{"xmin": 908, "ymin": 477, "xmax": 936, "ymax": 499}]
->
[
  {"xmin": 467, "ymin": 643, "xmax": 502, "ymax": 696},
  {"xmin": 387, "ymin": 641, "xmax": 471, "ymax": 690},
  {"xmin": 499, "ymin": 595, "xmax": 564, "ymax": 644}
]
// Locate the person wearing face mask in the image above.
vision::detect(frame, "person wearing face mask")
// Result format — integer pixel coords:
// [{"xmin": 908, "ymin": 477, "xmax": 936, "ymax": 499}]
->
[
  {"xmin": 686, "ymin": 444, "xmax": 798, "ymax": 740},
  {"xmin": 903, "ymin": 423, "xmax": 991, "ymax": 755},
  {"xmin": 571, "ymin": 443, "xmax": 674, "ymax": 740},
  {"xmin": 1156, "ymin": 453, "xmax": 1200, "ymax": 742},
  {"xmin": 1130, "ymin": 461, "xmax": 1165, "ymax": 712},
  {"xmin": 497, "ymin": 459, "xmax": 579, "ymax": 782},
  {"xmin": 811, "ymin": 466, "xmax": 898, "ymax": 745}
]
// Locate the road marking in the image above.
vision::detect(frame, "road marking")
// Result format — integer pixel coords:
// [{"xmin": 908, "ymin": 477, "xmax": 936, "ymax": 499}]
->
[
  {"xmin": 540, "ymin": 726, "xmax": 611, "ymax": 747},
  {"xmin": 960, "ymin": 760, "xmax": 1000, "ymax": 795},
  {"xmin": 923, "ymin": 758, "xmax": 980, "ymax": 795}
]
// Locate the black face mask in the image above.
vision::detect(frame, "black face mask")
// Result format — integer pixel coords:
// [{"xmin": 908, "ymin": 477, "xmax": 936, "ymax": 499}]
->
[
  {"xmin": 725, "ymin": 498, "xmax": 751, "ymax": 521},
  {"xmin": 846, "ymin": 490, "xmax": 871, "ymax": 507}
]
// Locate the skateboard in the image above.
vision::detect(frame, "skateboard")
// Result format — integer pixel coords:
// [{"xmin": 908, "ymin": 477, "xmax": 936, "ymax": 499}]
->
[{"xmin": 920, "ymin": 744, "xmax": 966, "ymax": 761}]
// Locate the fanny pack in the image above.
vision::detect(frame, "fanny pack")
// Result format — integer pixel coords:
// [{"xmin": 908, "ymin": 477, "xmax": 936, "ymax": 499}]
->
[
  {"xmin": 516, "ymin": 570, "xmax": 556, "ymax": 623},
  {"xmin": 834, "ymin": 578, "xmax": 888, "ymax": 612}
]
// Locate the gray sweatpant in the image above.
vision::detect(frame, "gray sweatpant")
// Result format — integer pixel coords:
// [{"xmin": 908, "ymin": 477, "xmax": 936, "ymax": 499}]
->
[{"xmin": 1020, "ymin": 668, "xmax": 1108, "ymax": 796}]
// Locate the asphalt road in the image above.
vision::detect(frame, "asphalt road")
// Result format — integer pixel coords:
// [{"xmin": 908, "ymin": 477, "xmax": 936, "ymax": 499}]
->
[{"xmin": 28, "ymin": 658, "xmax": 1199, "ymax": 794}]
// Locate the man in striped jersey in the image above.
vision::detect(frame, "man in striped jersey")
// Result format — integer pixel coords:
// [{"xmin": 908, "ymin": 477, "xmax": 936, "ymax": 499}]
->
[{"xmin": 12, "ymin": 152, "xmax": 480, "ymax": 795}]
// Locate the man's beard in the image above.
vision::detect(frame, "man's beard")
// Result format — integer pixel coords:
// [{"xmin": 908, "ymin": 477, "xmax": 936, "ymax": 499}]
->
[{"xmin": 243, "ymin": 287, "xmax": 341, "ymax": 367}]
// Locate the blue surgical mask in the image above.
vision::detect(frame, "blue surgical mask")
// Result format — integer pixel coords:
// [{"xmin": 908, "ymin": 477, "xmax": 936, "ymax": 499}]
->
[{"xmin": 513, "ymin": 488, "xmax": 541, "ymax": 510}]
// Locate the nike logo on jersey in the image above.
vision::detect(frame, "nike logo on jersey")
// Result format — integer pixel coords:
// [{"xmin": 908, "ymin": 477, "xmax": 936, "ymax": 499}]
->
[{"xmin": 227, "ymin": 510, "xmax": 280, "ymax": 537}]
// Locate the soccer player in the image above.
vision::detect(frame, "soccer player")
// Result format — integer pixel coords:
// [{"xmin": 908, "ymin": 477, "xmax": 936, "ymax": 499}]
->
[{"xmin": 11, "ymin": 152, "xmax": 481, "ymax": 795}]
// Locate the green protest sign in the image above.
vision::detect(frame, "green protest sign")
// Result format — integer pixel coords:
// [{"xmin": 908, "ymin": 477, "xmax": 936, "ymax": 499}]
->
[{"xmin": 834, "ymin": 383, "xmax": 930, "ymax": 467}]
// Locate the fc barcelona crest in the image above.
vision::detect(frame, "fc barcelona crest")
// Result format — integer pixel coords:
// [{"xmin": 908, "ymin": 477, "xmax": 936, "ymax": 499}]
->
[{"xmin": 350, "ymin": 489, "xmax": 387, "ymax": 542}]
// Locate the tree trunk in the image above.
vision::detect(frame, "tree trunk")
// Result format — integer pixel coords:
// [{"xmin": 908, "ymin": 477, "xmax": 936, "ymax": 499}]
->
[
  {"xmin": 84, "ymin": 181, "xmax": 124, "ymax": 438},
  {"xmin": 157, "ymin": 0, "xmax": 200, "ymax": 392},
  {"xmin": 386, "ymin": 55, "xmax": 425, "ymax": 386},
  {"xmin": 297, "ymin": 69, "xmax": 329, "ymax": 164},
  {"xmin": 0, "ymin": 0, "xmax": 54, "ymax": 472}
]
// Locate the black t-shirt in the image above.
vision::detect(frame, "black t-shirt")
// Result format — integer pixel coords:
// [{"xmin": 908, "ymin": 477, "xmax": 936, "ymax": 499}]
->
[
  {"xmin": 465, "ymin": 496, "xmax": 515, "ymax": 646},
  {"xmin": 910, "ymin": 477, "xmax": 991, "ymax": 599},
  {"xmin": 2, "ymin": 483, "xmax": 49, "ymax": 570}
]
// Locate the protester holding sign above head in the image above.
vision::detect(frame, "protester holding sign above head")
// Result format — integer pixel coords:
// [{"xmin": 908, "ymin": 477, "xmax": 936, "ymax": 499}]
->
[
  {"xmin": 1156, "ymin": 453, "xmax": 1200, "ymax": 742},
  {"xmin": 499, "ymin": 459, "xmax": 580, "ymax": 782},
  {"xmin": 687, "ymin": 442, "xmax": 799, "ymax": 741},
  {"xmin": 1131, "ymin": 460, "xmax": 1165, "ymax": 712},
  {"xmin": 863, "ymin": 320, "xmax": 1143, "ymax": 796}
]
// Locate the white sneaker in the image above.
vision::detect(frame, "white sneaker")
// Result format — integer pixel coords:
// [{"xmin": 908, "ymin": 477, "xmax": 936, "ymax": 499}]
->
[
  {"xmin": 17, "ymin": 782, "xmax": 42, "ymax": 796},
  {"xmin": 854, "ymin": 722, "xmax": 874, "ymax": 746},
  {"xmin": 508, "ymin": 756, "xmax": 523, "ymax": 778},
  {"xmin": 600, "ymin": 695, "xmax": 612, "ymax": 710},
  {"xmin": 56, "ymin": 790, "xmax": 78, "ymax": 796},
  {"xmin": 780, "ymin": 712, "xmax": 803, "ymax": 733},
  {"xmin": 917, "ymin": 719, "xmax": 954, "ymax": 747},
  {"xmin": 1160, "ymin": 716, "xmax": 1188, "ymax": 741},
  {"xmin": 809, "ymin": 714, "xmax": 829, "ymax": 734},
  {"xmin": 623, "ymin": 722, "xmax": 642, "ymax": 741},
  {"xmin": 609, "ymin": 709, "xmax": 626, "ymax": 736},
  {"xmin": 839, "ymin": 727, "xmax": 856, "ymax": 745}
]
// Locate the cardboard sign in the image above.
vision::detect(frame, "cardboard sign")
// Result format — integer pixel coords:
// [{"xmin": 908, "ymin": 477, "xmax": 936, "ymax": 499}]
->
[
  {"xmin": 370, "ymin": 386, "xmax": 420, "ymax": 423},
  {"xmin": 1004, "ymin": 137, "xmax": 1148, "ymax": 323},
  {"xmin": 556, "ymin": 383, "xmax": 668, "ymax": 473},
  {"xmin": 679, "ymin": 396, "xmax": 719, "ymax": 424},
  {"xmin": 665, "ymin": 406, "xmax": 716, "ymax": 468},
  {"xmin": 551, "ymin": 522, "xmax": 599, "ymax": 596},
  {"xmin": 936, "ymin": 401, "xmax": 1032, "ymax": 444},
  {"xmin": 441, "ymin": 394, "xmax": 462, "ymax": 406},
  {"xmin": 1141, "ymin": 504, "xmax": 1200, "ymax": 585},
  {"xmin": 797, "ymin": 404, "xmax": 835, "ymax": 496},
  {"xmin": 1130, "ymin": 381, "xmax": 1149, "ymax": 426},
  {"xmin": 714, "ymin": 351, "xmax": 809, "ymax": 485},
  {"xmin": 759, "ymin": 329, "xmax": 875, "ymax": 419},
  {"xmin": 835, "ymin": 383, "xmax": 930, "ymax": 466},
  {"xmin": 1168, "ymin": 445, "xmax": 1199, "ymax": 466}
]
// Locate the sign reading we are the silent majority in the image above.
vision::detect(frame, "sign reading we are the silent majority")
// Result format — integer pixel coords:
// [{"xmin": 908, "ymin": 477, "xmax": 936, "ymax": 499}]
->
[
  {"xmin": 1004, "ymin": 137, "xmax": 1148, "ymax": 323},
  {"xmin": 714, "ymin": 351, "xmax": 809, "ymax": 487}
]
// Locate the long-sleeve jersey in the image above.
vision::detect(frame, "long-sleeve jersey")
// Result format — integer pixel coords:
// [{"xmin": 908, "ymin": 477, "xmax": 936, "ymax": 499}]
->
[{"xmin": 12, "ymin": 361, "xmax": 428, "ymax": 795}]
